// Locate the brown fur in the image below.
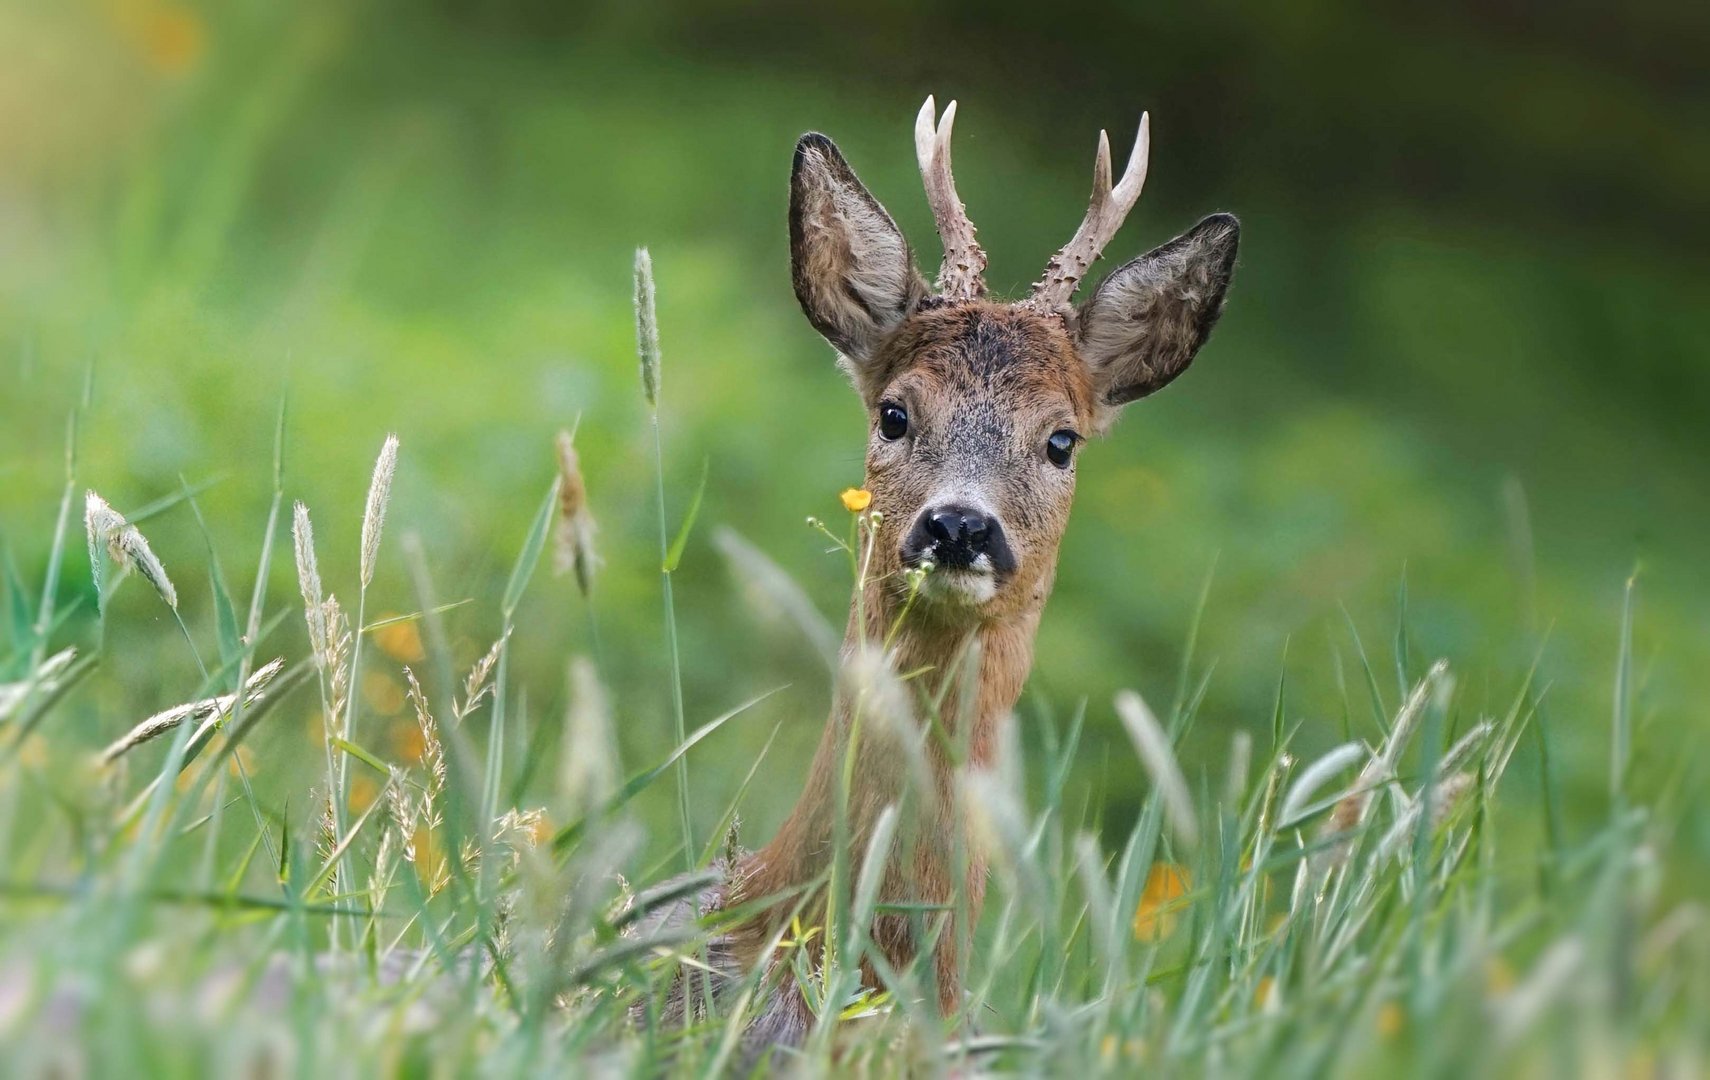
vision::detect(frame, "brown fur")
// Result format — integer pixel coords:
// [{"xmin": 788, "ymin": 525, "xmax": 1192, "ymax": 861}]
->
[{"xmin": 643, "ymin": 112, "xmax": 1238, "ymax": 1063}]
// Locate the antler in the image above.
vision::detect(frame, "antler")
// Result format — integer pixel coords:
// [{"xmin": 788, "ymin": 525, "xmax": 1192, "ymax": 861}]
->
[
  {"xmin": 915, "ymin": 96, "xmax": 988, "ymax": 300},
  {"xmin": 1028, "ymin": 113, "xmax": 1151, "ymax": 311}
]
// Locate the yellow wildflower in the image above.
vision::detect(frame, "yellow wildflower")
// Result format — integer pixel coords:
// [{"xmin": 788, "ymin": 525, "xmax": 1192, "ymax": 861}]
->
[
  {"xmin": 840, "ymin": 488, "xmax": 872, "ymax": 513},
  {"xmin": 1133, "ymin": 862, "xmax": 1191, "ymax": 941},
  {"xmin": 348, "ymin": 774, "xmax": 379, "ymax": 814},
  {"xmin": 1377, "ymin": 1001, "xmax": 1405, "ymax": 1038},
  {"xmin": 393, "ymin": 717, "xmax": 427, "ymax": 764},
  {"xmin": 227, "ymin": 743, "xmax": 257, "ymax": 778},
  {"xmin": 374, "ymin": 617, "xmax": 426, "ymax": 663}
]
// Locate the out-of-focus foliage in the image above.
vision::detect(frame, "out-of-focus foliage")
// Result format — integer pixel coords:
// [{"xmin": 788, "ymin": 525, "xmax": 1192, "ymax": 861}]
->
[{"xmin": 1, "ymin": 0, "xmax": 1706, "ymax": 886}]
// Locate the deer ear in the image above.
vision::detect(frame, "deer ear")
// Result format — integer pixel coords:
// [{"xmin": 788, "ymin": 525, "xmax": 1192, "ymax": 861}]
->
[
  {"xmin": 790, "ymin": 133, "xmax": 929, "ymax": 370},
  {"xmin": 1076, "ymin": 213, "xmax": 1239, "ymax": 415}
]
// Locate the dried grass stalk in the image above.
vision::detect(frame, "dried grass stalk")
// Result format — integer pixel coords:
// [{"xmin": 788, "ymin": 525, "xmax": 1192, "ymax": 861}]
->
[
  {"xmin": 403, "ymin": 666, "xmax": 445, "ymax": 830},
  {"xmin": 552, "ymin": 430, "xmax": 599, "ymax": 597},
  {"xmin": 100, "ymin": 658, "xmax": 285, "ymax": 764},
  {"xmin": 321, "ymin": 597, "xmax": 354, "ymax": 739},
  {"xmin": 456, "ymin": 631, "xmax": 509, "ymax": 723}
]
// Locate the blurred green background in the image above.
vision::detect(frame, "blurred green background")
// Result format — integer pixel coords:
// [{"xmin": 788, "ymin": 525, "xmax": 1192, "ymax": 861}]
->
[{"xmin": 3, "ymin": 2, "xmax": 1706, "ymax": 881}]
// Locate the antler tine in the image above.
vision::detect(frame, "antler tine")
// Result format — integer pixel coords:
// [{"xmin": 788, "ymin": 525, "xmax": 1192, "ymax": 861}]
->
[
  {"xmin": 1029, "ymin": 112, "xmax": 1151, "ymax": 311},
  {"xmin": 915, "ymin": 96, "xmax": 988, "ymax": 300}
]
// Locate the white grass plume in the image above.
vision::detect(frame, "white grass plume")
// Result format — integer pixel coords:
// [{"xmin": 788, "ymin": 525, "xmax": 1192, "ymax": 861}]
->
[
  {"xmin": 713, "ymin": 526, "xmax": 839, "ymax": 670},
  {"xmin": 560, "ymin": 655, "xmax": 617, "ymax": 812},
  {"xmin": 321, "ymin": 596, "xmax": 354, "ymax": 739},
  {"xmin": 292, "ymin": 501, "xmax": 327, "ymax": 663},
  {"xmin": 100, "ymin": 658, "xmax": 285, "ymax": 763},
  {"xmin": 0, "ymin": 647, "xmax": 77, "ymax": 722},
  {"xmin": 360, "ymin": 435, "xmax": 399, "ymax": 589},
  {"xmin": 634, "ymin": 248, "xmax": 661, "ymax": 408},
  {"xmin": 84, "ymin": 490, "xmax": 178, "ymax": 610},
  {"xmin": 1115, "ymin": 689, "xmax": 1199, "ymax": 851},
  {"xmin": 1277, "ymin": 741, "xmax": 1367, "ymax": 830}
]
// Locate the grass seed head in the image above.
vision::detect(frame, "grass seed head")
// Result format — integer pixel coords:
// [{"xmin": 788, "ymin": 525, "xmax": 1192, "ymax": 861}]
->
[
  {"xmin": 633, "ymin": 247, "xmax": 661, "ymax": 408},
  {"xmin": 552, "ymin": 430, "xmax": 599, "ymax": 597},
  {"xmin": 84, "ymin": 490, "xmax": 126, "ymax": 598},
  {"xmin": 116, "ymin": 524, "xmax": 178, "ymax": 610},
  {"xmin": 100, "ymin": 658, "xmax": 284, "ymax": 763},
  {"xmin": 402, "ymin": 666, "xmax": 446, "ymax": 828},
  {"xmin": 560, "ymin": 655, "xmax": 616, "ymax": 812},
  {"xmin": 84, "ymin": 489, "xmax": 177, "ymax": 610},
  {"xmin": 321, "ymin": 596, "xmax": 354, "ymax": 738},
  {"xmin": 360, "ymin": 434, "xmax": 399, "ymax": 589},
  {"xmin": 292, "ymin": 501, "xmax": 327, "ymax": 661}
]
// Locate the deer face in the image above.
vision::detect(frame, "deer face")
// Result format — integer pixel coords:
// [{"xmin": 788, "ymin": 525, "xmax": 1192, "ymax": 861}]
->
[{"xmin": 789, "ymin": 100, "xmax": 1239, "ymax": 621}]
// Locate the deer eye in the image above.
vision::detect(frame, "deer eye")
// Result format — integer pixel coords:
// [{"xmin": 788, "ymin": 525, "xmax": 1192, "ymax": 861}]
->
[
  {"xmin": 877, "ymin": 402, "xmax": 909, "ymax": 441},
  {"xmin": 1046, "ymin": 430, "xmax": 1078, "ymax": 468}
]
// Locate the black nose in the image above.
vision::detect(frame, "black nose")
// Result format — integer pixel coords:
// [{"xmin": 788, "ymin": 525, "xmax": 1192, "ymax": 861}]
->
[
  {"xmin": 925, "ymin": 506, "xmax": 992, "ymax": 554},
  {"xmin": 905, "ymin": 502, "xmax": 1012, "ymax": 572}
]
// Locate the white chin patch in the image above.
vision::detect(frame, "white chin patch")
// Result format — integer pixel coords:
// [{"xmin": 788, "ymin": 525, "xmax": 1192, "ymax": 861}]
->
[{"xmin": 920, "ymin": 564, "xmax": 998, "ymax": 606}]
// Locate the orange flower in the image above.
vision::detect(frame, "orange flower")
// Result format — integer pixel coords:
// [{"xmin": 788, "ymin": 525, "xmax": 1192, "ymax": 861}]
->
[
  {"xmin": 840, "ymin": 488, "xmax": 872, "ymax": 513},
  {"xmin": 393, "ymin": 718, "xmax": 426, "ymax": 764},
  {"xmin": 109, "ymin": 1, "xmax": 206, "ymax": 76},
  {"xmin": 348, "ymin": 774, "xmax": 379, "ymax": 814},
  {"xmin": 226, "ymin": 744, "xmax": 257, "ymax": 778},
  {"xmin": 1133, "ymin": 862, "xmax": 1191, "ymax": 941},
  {"xmin": 412, "ymin": 825, "xmax": 448, "ymax": 890},
  {"xmin": 374, "ymin": 618, "xmax": 426, "ymax": 663}
]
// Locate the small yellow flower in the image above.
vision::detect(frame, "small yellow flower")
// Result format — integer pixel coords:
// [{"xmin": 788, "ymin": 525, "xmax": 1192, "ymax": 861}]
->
[
  {"xmin": 393, "ymin": 718, "xmax": 427, "ymax": 764},
  {"xmin": 1376, "ymin": 1001, "xmax": 1405, "ymax": 1039},
  {"xmin": 840, "ymin": 488, "xmax": 872, "ymax": 513},
  {"xmin": 412, "ymin": 824, "xmax": 447, "ymax": 889},
  {"xmin": 17, "ymin": 735, "xmax": 48, "ymax": 769},
  {"xmin": 1133, "ymin": 862, "xmax": 1191, "ymax": 941},
  {"xmin": 527, "ymin": 812, "xmax": 553, "ymax": 846},
  {"xmin": 375, "ymin": 617, "xmax": 426, "ymax": 663},
  {"xmin": 1486, "ymin": 956, "xmax": 1516, "ymax": 997},
  {"xmin": 349, "ymin": 774, "xmax": 379, "ymax": 814},
  {"xmin": 227, "ymin": 743, "xmax": 257, "ymax": 778},
  {"xmin": 1255, "ymin": 976, "xmax": 1279, "ymax": 1010}
]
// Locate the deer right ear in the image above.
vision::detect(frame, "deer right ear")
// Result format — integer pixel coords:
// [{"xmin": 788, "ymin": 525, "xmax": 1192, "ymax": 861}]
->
[{"xmin": 790, "ymin": 133, "xmax": 928, "ymax": 372}]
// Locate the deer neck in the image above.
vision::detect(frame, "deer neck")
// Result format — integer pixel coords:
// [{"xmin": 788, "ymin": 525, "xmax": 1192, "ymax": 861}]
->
[{"xmin": 738, "ymin": 576, "xmax": 1043, "ymax": 946}]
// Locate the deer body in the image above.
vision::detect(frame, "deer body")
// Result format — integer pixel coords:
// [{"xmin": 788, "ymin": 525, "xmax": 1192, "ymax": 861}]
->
[{"xmin": 641, "ymin": 98, "xmax": 1239, "ymax": 1060}]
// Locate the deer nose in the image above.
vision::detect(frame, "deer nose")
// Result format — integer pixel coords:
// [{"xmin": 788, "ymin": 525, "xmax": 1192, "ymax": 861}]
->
[
  {"xmin": 907, "ymin": 503, "xmax": 1008, "ymax": 573},
  {"xmin": 925, "ymin": 506, "xmax": 992, "ymax": 553}
]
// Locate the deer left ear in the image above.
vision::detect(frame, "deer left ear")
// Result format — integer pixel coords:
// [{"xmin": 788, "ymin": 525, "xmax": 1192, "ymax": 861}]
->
[
  {"xmin": 1076, "ymin": 213, "xmax": 1239, "ymax": 417},
  {"xmin": 790, "ymin": 132, "xmax": 929, "ymax": 373}
]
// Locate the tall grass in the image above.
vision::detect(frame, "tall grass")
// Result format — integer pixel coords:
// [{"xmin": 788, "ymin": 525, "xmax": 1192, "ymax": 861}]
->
[{"xmin": 0, "ymin": 270, "xmax": 1705, "ymax": 1077}]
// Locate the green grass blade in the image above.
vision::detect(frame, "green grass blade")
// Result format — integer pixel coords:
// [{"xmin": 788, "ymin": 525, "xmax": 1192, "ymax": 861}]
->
[
  {"xmin": 550, "ymin": 686, "xmax": 782, "ymax": 855},
  {"xmin": 502, "ymin": 475, "xmax": 561, "ymax": 621},
  {"xmin": 663, "ymin": 458, "xmax": 709, "ymax": 574}
]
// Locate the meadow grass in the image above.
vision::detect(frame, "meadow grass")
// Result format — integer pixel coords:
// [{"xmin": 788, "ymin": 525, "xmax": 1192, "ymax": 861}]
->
[{"xmin": 1, "ymin": 270, "xmax": 1705, "ymax": 1078}]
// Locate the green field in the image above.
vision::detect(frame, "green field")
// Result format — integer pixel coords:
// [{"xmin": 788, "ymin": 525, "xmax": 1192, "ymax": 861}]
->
[{"xmin": 2, "ymin": 2, "xmax": 1707, "ymax": 1073}]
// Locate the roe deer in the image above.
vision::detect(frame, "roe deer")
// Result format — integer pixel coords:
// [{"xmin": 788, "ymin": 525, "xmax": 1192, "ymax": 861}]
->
[{"xmin": 639, "ymin": 96, "xmax": 1239, "ymax": 1059}]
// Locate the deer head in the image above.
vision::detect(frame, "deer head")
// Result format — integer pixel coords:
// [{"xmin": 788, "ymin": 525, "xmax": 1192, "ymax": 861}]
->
[{"xmin": 790, "ymin": 97, "xmax": 1239, "ymax": 624}]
